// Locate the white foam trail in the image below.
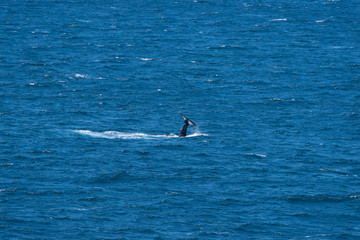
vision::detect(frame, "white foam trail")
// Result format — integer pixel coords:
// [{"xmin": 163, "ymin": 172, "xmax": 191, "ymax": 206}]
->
[
  {"xmin": 73, "ymin": 130, "xmax": 208, "ymax": 139},
  {"xmin": 186, "ymin": 131, "xmax": 208, "ymax": 138},
  {"xmin": 73, "ymin": 130, "xmax": 176, "ymax": 139}
]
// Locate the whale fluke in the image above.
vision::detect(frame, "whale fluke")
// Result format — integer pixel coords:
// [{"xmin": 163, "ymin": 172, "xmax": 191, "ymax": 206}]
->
[{"xmin": 179, "ymin": 112, "xmax": 196, "ymax": 137}]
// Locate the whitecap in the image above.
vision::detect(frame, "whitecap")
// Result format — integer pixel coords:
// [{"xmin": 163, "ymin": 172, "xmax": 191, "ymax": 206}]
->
[
  {"xmin": 0, "ymin": 163, "xmax": 14, "ymax": 166},
  {"xmin": 268, "ymin": 98, "xmax": 284, "ymax": 101},
  {"xmin": 269, "ymin": 18, "xmax": 288, "ymax": 22},
  {"xmin": 74, "ymin": 74, "xmax": 88, "ymax": 78},
  {"xmin": 140, "ymin": 58, "xmax": 155, "ymax": 61},
  {"xmin": 244, "ymin": 153, "xmax": 267, "ymax": 158}
]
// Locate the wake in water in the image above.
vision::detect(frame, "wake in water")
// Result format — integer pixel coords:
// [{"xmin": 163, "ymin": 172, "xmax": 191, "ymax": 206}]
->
[{"xmin": 73, "ymin": 129, "xmax": 207, "ymax": 140}]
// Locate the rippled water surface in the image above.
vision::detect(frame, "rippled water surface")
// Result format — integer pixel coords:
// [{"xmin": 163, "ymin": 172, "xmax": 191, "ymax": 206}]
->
[{"xmin": 1, "ymin": 0, "xmax": 359, "ymax": 239}]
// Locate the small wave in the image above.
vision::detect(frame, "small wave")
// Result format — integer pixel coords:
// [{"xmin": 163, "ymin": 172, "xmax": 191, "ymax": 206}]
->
[
  {"xmin": 25, "ymin": 82, "xmax": 38, "ymax": 86},
  {"xmin": 74, "ymin": 74, "xmax": 88, "ymax": 78},
  {"xmin": 87, "ymin": 170, "xmax": 135, "ymax": 184},
  {"xmin": 207, "ymin": 45, "xmax": 245, "ymax": 50},
  {"xmin": 73, "ymin": 130, "xmax": 207, "ymax": 139},
  {"xmin": 284, "ymin": 194, "xmax": 359, "ymax": 203},
  {"xmin": 140, "ymin": 58, "xmax": 155, "ymax": 61},
  {"xmin": 269, "ymin": 18, "xmax": 288, "ymax": 22},
  {"xmin": 268, "ymin": 98, "xmax": 284, "ymax": 101},
  {"xmin": 318, "ymin": 168, "xmax": 349, "ymax": 176},
  {"xmin": 244, "ymin": 153, "xmax": 267, "ymax": 158},
  {"xmin": 76, "ymin": 19, "xmax": 92, "ymax": 23}
]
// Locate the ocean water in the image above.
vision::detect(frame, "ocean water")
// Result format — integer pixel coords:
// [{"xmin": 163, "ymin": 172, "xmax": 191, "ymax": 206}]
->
[{"xmin": 1, "ymin": 0, "xmax": 359, "ymax": 239}]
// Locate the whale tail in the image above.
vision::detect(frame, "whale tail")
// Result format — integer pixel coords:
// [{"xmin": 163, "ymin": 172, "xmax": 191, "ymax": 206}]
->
[
  {"xmin": 180, "ymin": 112, "xmax": 196, "ymax": 126},
  {"xmin": 179, "ymin": 112, "xmax": 196, "ymax": 137}
]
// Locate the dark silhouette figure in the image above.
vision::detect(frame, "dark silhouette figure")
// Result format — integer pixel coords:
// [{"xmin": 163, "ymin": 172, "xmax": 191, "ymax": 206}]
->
[{"xmin": 179, "ymin": 112, "xmax": 196, "ymax": 137}]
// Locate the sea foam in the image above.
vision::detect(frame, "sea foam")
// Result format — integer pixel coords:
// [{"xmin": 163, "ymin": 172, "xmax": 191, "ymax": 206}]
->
[{"xmin": 73, "ymin": 130, "xmax": 207, "ymax": 139}]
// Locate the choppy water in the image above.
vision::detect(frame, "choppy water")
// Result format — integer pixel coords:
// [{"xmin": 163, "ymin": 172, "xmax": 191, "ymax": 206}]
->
[{"xmin": 1, "ymin": 0, "xmax": 360, "ymax": 239}]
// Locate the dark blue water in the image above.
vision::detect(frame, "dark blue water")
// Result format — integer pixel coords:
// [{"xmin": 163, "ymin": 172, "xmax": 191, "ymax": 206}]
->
[{"xmin": 1, "ymin": 0, "xmax": 360, "ymax": 239}]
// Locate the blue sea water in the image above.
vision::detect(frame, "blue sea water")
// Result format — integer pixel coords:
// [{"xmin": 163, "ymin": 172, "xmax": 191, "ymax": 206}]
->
[{"xmin": 1, "ymin": 0, "xmax": 360, "ymax": 239}]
